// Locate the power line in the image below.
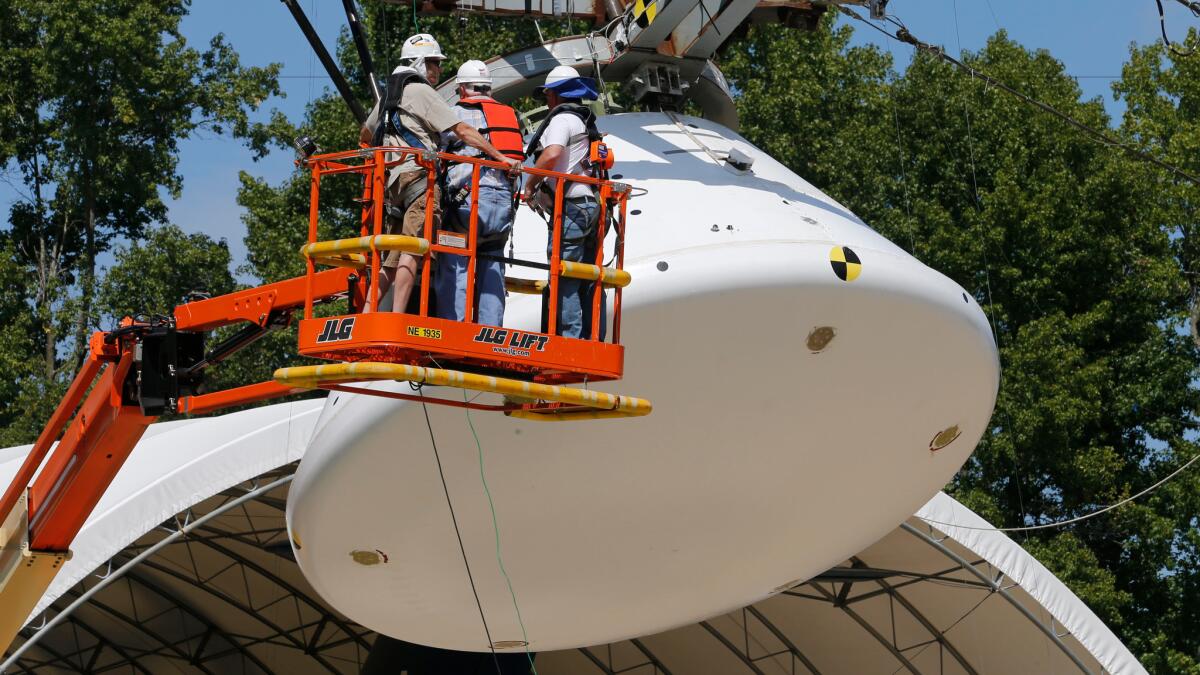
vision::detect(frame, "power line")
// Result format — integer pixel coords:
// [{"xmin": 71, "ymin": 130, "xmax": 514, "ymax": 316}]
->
[
  {"xmin": 982, "ymin": 0, "xmax": 1001, "ymax": 33},
  {"xmin": 918, "ymin": 452, "xmax": 1200, "ymax": 533},
  {"xmin": 836, "ymin": 5, "xmax": 1200, "ymax": 189},
  {"xmin": 420, "ymin": 396, "xmax": 504, "ymax": 673},
  {"xmin": 463, "ymin": 391, "xmax": 538, "ymax": 674}
]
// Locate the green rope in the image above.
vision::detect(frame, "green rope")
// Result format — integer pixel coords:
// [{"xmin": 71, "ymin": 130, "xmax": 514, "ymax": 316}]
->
[
  {"xmin": 412, "ymin": 0, "xmax": 420, "ymax": 31},
  {"xmin": 464, "ymin": 391, "xmax": 538, "ymax": 674}
]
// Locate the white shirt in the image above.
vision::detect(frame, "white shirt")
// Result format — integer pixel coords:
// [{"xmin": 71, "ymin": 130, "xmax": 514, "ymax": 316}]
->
[{"xmin": 537, "ymin": 112, "xmax": 593, "ymax": 199}]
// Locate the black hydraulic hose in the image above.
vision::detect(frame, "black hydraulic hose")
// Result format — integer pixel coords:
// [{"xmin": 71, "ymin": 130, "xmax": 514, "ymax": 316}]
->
[
  {"xmin": 280, "ymin": 0, "xmax": 368, "ymax": 124},
  {"xmin": 341, "ymin": 0, "xmax": 381, "ymax": 103}
]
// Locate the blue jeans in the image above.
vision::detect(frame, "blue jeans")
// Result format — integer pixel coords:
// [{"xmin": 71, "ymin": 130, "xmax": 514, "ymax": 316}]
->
[
  {"xmin": 547, "ymin": 198, "xmax": 606, "ymax": 339},
  {"xmin": 434, "ymin": 186, "xmax": 514, "ymax": 326}
]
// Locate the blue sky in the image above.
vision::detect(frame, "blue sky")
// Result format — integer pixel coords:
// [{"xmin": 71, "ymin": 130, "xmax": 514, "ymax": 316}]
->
[{"xmin": 18, "ymin": 1, "xmax": 1200, "ymax": 275}]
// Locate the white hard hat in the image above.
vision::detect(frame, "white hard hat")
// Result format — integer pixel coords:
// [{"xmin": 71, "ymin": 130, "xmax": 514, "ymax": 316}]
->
[
  {"xmin": 544, "ymin": 65, "xmax": 581, "ymax": 88},
  {"xmin": 534, "ymin": 65, "xmax": 599, "ymax": 100},
  {"xmin": 400, "ymin": 33, "xmax": 445, "ymax": 62},
  {"xmin": 455, "ymin": 60, "xmax": 492, "ymax": 86}
]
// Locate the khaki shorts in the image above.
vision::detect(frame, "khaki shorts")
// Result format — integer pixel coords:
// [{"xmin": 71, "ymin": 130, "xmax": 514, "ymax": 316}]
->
[{"xmin": 383, "ymin": 171, "xmax": 441, "ymax": 268}]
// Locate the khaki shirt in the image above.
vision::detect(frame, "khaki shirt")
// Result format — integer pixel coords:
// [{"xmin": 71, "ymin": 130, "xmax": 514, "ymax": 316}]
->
[{"xmin": 364, "ymin": 81, "xmax": 460, "ymax": 186}]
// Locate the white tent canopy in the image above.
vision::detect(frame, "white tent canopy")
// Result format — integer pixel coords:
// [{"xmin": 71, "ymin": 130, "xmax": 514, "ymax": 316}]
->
[{"xmin": 0, "ymin": 402, "xmax": 1144, "ymax": 674}]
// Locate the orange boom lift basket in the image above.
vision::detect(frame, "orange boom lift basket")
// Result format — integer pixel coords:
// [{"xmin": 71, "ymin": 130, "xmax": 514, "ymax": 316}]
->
[{"xmin": 274, "ymin": 146, "xmax": 650, "ymax": 420}]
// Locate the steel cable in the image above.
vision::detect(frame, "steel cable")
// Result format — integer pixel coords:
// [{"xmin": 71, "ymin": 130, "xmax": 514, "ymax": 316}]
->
[
  {"xmin": 420, "ymin": 396, "xmax": 505, "ymax": 673},
  {"xmin": 837, "ymin": 5, "xmax": 1200, "ymax": 188}
]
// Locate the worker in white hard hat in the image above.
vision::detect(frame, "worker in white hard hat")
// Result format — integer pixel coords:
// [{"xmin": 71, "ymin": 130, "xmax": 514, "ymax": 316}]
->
[
  {"xmin": 359, "ymin": 35, "xmax": 521, "ymax": 315},
  {"xmin": 522, "ymin": 65, "xmax": 608, "ymax": 339},
  {"xmin": 434, "ymin": 60, "xmax": 526, "ymax": 326}
]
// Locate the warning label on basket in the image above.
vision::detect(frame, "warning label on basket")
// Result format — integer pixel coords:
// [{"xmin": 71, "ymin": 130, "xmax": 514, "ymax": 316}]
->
[{"xmin": 437, "ymin": 232, "xmax": 467, "ymax": 249}]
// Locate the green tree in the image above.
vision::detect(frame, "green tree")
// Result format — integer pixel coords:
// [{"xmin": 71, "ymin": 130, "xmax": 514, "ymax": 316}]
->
[
  {"xmin": 0, "ymin": 244, "xmax": 44, "ymax": 446},
  {"xmin": 725, "ymin": 19, "xmax": 1200, "ymax": 670},
  {"xmin": 0, "ymin": 0, "xmax": 282, "ymax": 384},
  {"xmin": 0, "ymin": 0, "xmax": 282, "ymax": 431},
  {"xmin": 1112, "ymin": 27, "xmax": 1200, "ymax": 671},
  {"xmin": 97, "ymin": 224, "xmax": 236, "ymax": 322}
]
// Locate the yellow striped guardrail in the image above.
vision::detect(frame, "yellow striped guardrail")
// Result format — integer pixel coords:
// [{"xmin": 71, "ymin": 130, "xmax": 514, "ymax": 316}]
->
[
  {"xmin": 505, "ymin": 408, "xmax": 645, "ymax": 421},
  {"xmin": 274, "ymin": 362, "xmax": 651, "ymax": 420},
  {"xmin": 301, "ymin": 235, "xmax": 430, "ymax": 269},
  {"xmin": 559, "ymin": 261, "xmax": 632, "ymax": 288}
]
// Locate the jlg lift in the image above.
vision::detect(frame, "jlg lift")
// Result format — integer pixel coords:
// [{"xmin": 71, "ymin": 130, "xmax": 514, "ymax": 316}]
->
[
  {"xmin": 0, "ymin": 146, "xmax": 649, "ymax": 652},
  {"xmin": 275, "ymin": 145, "xmax": 649, "ymax": 419}
]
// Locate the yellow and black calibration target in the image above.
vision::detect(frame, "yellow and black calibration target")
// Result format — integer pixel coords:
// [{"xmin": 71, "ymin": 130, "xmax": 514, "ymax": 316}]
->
[
  {"xmin": 633, "ymin": 0, "xmax": 658, "ymax": 27},
  {"xmin": 829, "ymin": 246, "xmax": 862, "ymax": 282}
]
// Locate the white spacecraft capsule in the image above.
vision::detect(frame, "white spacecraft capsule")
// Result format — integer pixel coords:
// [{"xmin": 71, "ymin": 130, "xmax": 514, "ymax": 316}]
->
[{"xmin": 285, "ymin": 111, "xmax": 1000, "ymax": 652}]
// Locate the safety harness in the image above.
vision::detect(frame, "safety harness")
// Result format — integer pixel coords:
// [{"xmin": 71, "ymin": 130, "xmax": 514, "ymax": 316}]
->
[
  {"xmin": 524, "ymin": 103, "xmax": 610, "ymax": 178},
  {"xmin": 373, "ymin": 68, "xmax": 433, "ymax": 215},
  {"xmin": 524, "ymin": 103, "xmax": 614, "ymax": 243},
  {"xmin": 441, "ymin": 96, "xmax": 525, "ymax": 249}
]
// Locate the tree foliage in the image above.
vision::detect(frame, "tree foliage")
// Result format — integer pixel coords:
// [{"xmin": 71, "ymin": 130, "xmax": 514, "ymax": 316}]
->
[
  {"xmin": 98, "ymin": 224, "xmax": 236, "ymax": 322},
  {"xmin": 0, "ymin": 0, "xmax": 282, "ymax": 435},
  {"xmin": 723, "ymin": 20, "xmax": 1200, "ymax": 670}
]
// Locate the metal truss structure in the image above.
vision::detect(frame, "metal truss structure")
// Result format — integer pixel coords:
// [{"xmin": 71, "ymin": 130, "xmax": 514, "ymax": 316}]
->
[
  {"xmin": 3, "ymin": 472, "xmax": 1106, "ymax": 675},
  {"xmin": 3, "ymin": 466, "xmax": 372, "ymax": 674},
  {"xmin": 566, "ymin": 523, "xmax": 1103, "ymax": 675}
]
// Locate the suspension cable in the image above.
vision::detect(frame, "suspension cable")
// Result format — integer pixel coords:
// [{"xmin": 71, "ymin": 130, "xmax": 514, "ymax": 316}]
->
[
  {"xmin": 420, "ymin": 397, "xmax": 504, "ymax": 673},
  {"xmin": 918, "ymin": 452, "xmax": 1200, "ymax": 533},
  {"xmin": 836, "ymin": 5, "xmax": 1200, "ymax": 189},
  {"xmin": 463, "ymin": 391, "xmax": 539, "ymax": 673}
]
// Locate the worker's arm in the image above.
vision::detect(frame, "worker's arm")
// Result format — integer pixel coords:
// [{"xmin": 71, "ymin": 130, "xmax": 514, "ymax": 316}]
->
[
  {"xmin": 361, "ymin": 101, "xmax": 382, "ymax": 147},
  {"xmin": 450, "ymin": 121, "xmax": 521, "ymax": 171},
  {"xmin": 522, "ymin": 144, "xmax": 564, "ymax": 198}
]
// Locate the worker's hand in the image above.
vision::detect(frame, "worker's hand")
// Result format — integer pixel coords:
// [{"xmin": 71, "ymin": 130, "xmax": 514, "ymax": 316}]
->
[
  {"xmin": 503, "ymin": 158, "xmax": 522, "ymax": 175},
  {"xmin": 521, "ymin": 187, "xmax": 544, "ymax": 215}
]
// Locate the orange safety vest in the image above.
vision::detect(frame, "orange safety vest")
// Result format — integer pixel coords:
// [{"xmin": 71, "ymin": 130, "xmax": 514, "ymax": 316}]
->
[{"xmin": 457, "ymin": 96, "xmax": 526, "ymax": 161}]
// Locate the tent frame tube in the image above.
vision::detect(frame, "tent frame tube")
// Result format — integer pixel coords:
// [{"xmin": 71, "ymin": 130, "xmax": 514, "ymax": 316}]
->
[
  {"xmin": 900, "ymin": 522, "xmax": 1094, "ymax": 675},
  {"xmin": 1, "ymin": 476, "xmax": 297, "ymax": 672}
]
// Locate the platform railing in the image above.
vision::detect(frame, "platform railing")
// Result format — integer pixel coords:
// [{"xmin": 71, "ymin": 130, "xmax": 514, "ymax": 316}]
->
[{"xmin": 298, "ymin": 146, "xmax": 630, "ymax": 345}]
